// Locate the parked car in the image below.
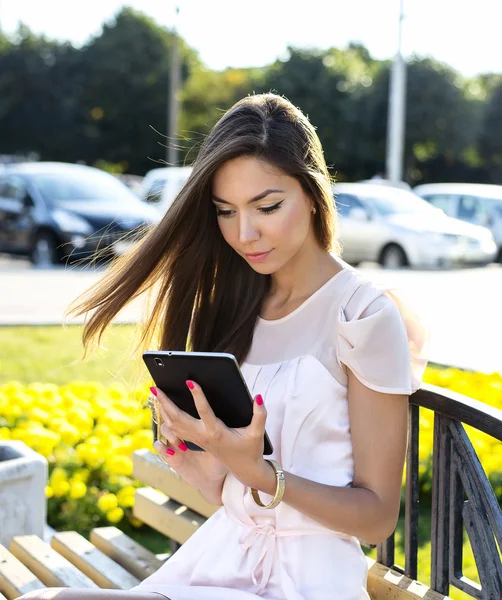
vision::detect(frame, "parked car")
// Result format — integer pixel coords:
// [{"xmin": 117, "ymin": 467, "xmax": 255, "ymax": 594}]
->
[
  {"xmin": 413, "ymin": 183, "xmax": 502, "ymax": 263},
  {"xmin": 139, "ymin": 166, "xmax": 193, "ymax": 213},
  {"xmin": 0, "ymin": 162, "xmax": 161, "ymax": 266},
  {"xmin": 115, "ymin": 173, "xmax": 144, "ymax": 197},
  {"xmin": 334, "ymin": 183, "xmax": 497, "ymax": 268}
]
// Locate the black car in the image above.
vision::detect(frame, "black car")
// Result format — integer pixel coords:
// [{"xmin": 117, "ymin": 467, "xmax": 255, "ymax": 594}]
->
[{"xmin": 0, "ymin": 162, "xmax": 160, "ymax": 266}]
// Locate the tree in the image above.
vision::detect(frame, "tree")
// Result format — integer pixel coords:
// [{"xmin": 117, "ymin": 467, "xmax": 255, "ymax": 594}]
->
[
  {"xmin": 1, "ymin": 17, "xmax": 500, "ymax": 184},
  {"xmin": 179, "ymin": 65, "xmax": 265, "ymax": 164},
  {"xmin": 0, "ymin": 25, "xmax": 82, "ymax": 159},
  {"xmin": 76, "ymin": 8, "xmax": 200, "ymax": 173},
  {"xmin": 478, "ymin": 83, "xmax": 502, "ymax": 182},
  {"xmin": 366, "ymin": 57, "xmax": 478, "ymax": 183}
]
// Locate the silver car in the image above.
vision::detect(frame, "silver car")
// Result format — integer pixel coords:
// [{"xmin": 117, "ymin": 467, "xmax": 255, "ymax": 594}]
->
[
  {"xmin": 334, "ymin": 183, "xmax": 497, "ymax": 268},
  {"xmin": 413, "ymin": 183, "xmax": 502, "ymax": 263}
]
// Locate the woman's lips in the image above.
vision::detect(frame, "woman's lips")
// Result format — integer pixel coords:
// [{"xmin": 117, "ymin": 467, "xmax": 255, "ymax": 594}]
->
[{"xmin": 244, "ymin": 250, "xmax": 272, "ymax": 263}]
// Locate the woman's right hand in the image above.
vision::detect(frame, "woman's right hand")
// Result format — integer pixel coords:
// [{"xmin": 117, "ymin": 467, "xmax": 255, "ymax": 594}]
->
[{"xmin": 152, "ymin": 393, "xmax": 229, "ymax": 505}]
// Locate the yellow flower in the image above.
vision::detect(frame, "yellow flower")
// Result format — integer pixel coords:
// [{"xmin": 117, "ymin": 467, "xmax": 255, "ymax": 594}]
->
[
  {"xmin": 34, "ymin": 429, "xmax": 60, "ymax": 457},
  {"xmin": 10, "ymin": 427, "xmax": 26, "ymax": 442},
  {"xmin": 98, "ymin": 493, "xmax": 118, "ymax": 512},
  {"xmin": 52, "ymin": 480, "xmax": 70, "ymax": 498},
  {"xmin": 106, "ymin": 507, "xmax": 124, "ymax": 524},
  {"xmin": 106, "ymin": 455, "xmax": 133, "ymax": 477},
  {"xmin": 108, "ymin": 385, "xmax": 126, "ymax": 400},
  {"xmin": 28, "ymin": 406, "xmax": 51, "ymax": 425},
  {"xmin": 76, "ymin": 444, "xmax": 103, "ymax": 469},
  {"xmin": 93, "ymin": 424, "xmax": 111, "ymax": 438},
  {"xmin": 1, "ymin": 381, "xmax": 24, "ymax": 396},
  {"xmin": 69, "ymin": 481, "xmax": 87, "ymax": 500},
  {"xmin": 127, "ymin": 516, "xmax": 143, "ymax": 528},
  {"xmin": 117, "ymin": 486, "xmax": 136, "ymax": 508},
  {"xmin": 73, "ymin": 469, "xmax": 90, "ymax": 482},
  {"xmin": 117, "ymin": 485, "xmax": 136, "ymax": 500},
  {"xmin": 2, "ymin": 403, "xmax": 22, "ymax": 423},
  {"xmin": 118, "ymin": 495, "xmax": 135, "ymax": 508},
  {"xmin": 59, "ymin": 424, "xmax": 81, "ymax": 447},
  {"xmin": 140, "ymin": 408, "xmax": 154, "ymax": 429},
  {"xmin": 67, "ymin": 408, "xmax": 93, "ymax": 432},
  {"xmin": 0, "ymin": 427, "xmax": 11, "ymax": 440},
  {"xmin": 50, "ymin": 467, "xmax": 68, "ymax": 484},
  {"xmin": 104, "ymin": 410, "xmax": 132, "ymax": 436},
  {"xmin": 45, "ymin": 485, "xmax": 54, "ymax": 499},
  {"xmin": 131, "ymin": 429, "xmax": 153, "ymax": 450},
  {"xmin": 113, "ymin": 436, "xmax": 132, "ymax": 456}
]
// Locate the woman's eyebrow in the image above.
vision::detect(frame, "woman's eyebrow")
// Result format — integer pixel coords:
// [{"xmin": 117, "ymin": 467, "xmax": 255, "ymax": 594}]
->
[{"xmin": 211, "ymin": 188, "xmax": 285, "ymax": 205}]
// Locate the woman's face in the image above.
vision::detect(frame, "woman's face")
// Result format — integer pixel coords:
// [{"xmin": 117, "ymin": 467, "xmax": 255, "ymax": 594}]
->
[{"xmin": 212, "ymin": 156, "xmax": 316, "ymax": 275}]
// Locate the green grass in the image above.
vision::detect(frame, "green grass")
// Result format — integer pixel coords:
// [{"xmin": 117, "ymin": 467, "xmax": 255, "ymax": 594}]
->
[
  {"xmin": 118, "ymin": 521, "xmax": 171, "ymax": 555},
  {"xmin": 0, "ymin": 326, "xmax": 487, "ymax": 597},
  {"xmin": 0, "ymin": 324, "xmax": 142, "ymax": 385}
]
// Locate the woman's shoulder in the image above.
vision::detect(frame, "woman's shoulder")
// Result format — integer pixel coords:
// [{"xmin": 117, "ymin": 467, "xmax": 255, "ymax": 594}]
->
[
  {"xmin": 334, "ymin": 272, "xmax": 430, "ymax": 395},
  {"xmin": 320, "ymin": 262, "xmax": 386, "ymax": 314}
]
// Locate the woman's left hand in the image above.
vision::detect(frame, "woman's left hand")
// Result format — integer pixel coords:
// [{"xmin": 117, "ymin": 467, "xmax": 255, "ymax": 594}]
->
[{"xmin": 154, "ymin": 380, "xmax": 271, "ymax": 489}]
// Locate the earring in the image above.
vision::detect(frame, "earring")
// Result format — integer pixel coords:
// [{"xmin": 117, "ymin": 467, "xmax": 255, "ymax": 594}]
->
[{"xmin": 312, "ymin": 206, "xmax": 317, "ymax": 215}]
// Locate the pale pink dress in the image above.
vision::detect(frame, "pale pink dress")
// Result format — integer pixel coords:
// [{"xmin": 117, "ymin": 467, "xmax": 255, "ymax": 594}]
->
[{"xmin": 133, "ymin": 264, "xmax": 429, "ymax": 600}]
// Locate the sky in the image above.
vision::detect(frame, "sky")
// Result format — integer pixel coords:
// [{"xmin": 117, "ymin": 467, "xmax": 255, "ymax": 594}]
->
[{"xmin": 1, "ymin": 0, "xmax": 501, "ymax": 77}]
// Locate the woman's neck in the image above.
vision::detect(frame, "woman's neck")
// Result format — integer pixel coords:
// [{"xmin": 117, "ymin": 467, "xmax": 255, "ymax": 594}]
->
[{"xmin": 267, "ymin": 247, "xmax": 343, "ymax": 309}]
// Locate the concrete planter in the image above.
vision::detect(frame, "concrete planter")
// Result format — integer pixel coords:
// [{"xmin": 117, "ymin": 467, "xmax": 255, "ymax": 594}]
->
[{"xmin": 0, "ymin": 441, "xmax": 48, "ymax": 547}]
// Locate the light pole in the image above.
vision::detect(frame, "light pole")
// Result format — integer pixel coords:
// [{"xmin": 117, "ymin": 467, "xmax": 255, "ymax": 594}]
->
[
  {"xmin": 386, "ymin": 0, "xmax": 407, "ymax": 183},
  {"xmin": 167, "ymin": 4, "xmax": 181, "ymax": 166}
]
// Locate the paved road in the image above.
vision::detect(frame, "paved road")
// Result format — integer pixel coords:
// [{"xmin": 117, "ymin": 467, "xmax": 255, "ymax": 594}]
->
[{"xmin": 1, "ymin": 257, "xmax": 501, "ymax": 374}]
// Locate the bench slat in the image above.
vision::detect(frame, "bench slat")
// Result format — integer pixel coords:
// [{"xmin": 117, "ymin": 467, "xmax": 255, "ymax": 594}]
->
[
  {"xmin": 9, "ymin": 535, "xmax": 98, "ymax": 589},
  {"xmin": 132, "ymin": 449, "xmax": 219, "ymax": 519},
  {"xmin": 366, "ymin": 557, "xmax": 452, "ymax": 600},
  {"xmin": 50, "ymin": 531, "xmax": 140, "ymax": 590},
  {"xmin": 90, "ymin": 526, "xmax": 165, "ymax": 581},
  {"xmin": 133, "ymin": 487, "xmax": 205, "ymax": 544},
  {"xmin": 0, "ymin": 544, "xmax": 45, "ymax": 600}
]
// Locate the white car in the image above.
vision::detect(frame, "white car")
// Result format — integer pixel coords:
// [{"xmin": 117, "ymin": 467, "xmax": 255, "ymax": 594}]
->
[
  {"xmin": 139, "ymin": 166, "xmax": 193, "ymax": 213},
  {"xmin": 413, "ymin": 182, "xmax": 502, "ymax": 263},
  {"xmin": 334, "ymin": 183, "xmax": 497, "ymax": 268}
]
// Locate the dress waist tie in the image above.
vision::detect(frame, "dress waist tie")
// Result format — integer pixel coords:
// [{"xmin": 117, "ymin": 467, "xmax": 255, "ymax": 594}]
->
[{"xmin": 226, "ymin": 509, "xmax": 351, "ymax": 596}]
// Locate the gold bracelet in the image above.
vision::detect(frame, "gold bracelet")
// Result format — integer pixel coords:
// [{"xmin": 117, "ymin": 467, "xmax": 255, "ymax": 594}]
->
[{"xmin": 250, "ymin": 459, "xmax": 286, "ymax": 509}]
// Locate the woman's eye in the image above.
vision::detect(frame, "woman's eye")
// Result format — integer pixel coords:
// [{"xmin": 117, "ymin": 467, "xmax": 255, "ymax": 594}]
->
[
  {"xmin": 216, "ymin": 209, "xmax": 234, "ymax": 218},
  {"xmin": 216, "ymin": 200, "xmax": 283, "ymax": 218},
  {"xmin": 260, "ymin": 201, "xmax": 283, "ymax": 214}
]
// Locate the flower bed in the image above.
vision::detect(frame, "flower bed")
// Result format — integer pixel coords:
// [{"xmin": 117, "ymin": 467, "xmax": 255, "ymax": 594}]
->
[
  {"xmin": 421, "ymin": 367, "xmax": 502, "ymax": 502},
  {"xmin": 0, "ymin": 381, "xmax": 153, "ymax": 535},
  {"xmin": 0, "ymin": 366, "xmax": 500, "ymax": 536}
]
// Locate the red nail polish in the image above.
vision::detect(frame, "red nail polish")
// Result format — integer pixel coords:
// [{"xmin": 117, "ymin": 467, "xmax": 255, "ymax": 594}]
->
[
  {"xmin": 178, "ymin": 442, "xmax": 188, "ymax": 452},
  {"xmin": 150, "ymin": 386, "xmax": 158, "ymax": 396},
  {"xmin": 166, "ymin": 448, "xmax": 175, "ymax": 456},
  {"xmin": 256, "ymin": 394, "xmax": 264, "ymax": 406},
  {"xmin": 186, "ymin": 380, "xmax": 194, "ymax": 390}
]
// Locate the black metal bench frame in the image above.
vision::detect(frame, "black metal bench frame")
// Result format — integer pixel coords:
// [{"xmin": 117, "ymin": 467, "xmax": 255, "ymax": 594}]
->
[{"xmin": 376, "ymin": 383, "xmax": 502, "ymax": 600}]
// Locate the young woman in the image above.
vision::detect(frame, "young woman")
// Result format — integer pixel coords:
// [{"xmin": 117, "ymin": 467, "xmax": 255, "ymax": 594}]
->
[{"xmin": 20, "ymin": 93, "xmax": 428, "ymax": 600}]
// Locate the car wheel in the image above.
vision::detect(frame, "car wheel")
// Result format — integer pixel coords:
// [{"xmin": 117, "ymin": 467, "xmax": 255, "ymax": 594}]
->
[
  {"xmin": 379, "ymin": 244, "xmax": 408, "ymax": 269},
  {"xmin": 31, "ymin": 232, "xmax": 60, "ymax": 267}
]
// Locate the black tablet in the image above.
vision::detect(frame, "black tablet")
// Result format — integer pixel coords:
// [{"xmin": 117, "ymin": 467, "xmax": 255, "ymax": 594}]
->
[{"xmin": 143, "ymin": 350, "xmax": 273, "ymax": 455}]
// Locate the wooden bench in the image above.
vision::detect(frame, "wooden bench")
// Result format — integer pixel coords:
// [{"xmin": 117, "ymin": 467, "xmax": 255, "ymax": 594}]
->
[{"xmin": 0, "ymin": 384, "xmax": 500, "ymax": 599}]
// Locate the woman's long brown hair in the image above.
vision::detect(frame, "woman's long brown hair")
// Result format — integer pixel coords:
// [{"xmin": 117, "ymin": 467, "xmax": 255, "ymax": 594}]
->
[{"xmin": 67, "ymin": 93, "xmax": 341, "ymax": 366}]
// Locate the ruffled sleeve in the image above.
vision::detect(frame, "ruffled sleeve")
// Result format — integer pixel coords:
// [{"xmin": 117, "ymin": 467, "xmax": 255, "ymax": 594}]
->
[{"xmin": 337, "ymin": 282, "xmax": 430, "ymax": 395}]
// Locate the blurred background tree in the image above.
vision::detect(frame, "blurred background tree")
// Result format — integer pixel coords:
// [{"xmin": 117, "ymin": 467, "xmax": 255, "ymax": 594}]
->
[
  {"xmin": 478, "ymin": 81, "xmax": 502, "ymax": 183},
  {"xmin": 0, "ymin": 7, "xmax": 501, "ymax": 183}
]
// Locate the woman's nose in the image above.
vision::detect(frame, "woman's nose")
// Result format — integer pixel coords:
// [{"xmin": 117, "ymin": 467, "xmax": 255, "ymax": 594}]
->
[{"xmin": 238, "ymin": 216, "xmax": 260, "ymax": 244}]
